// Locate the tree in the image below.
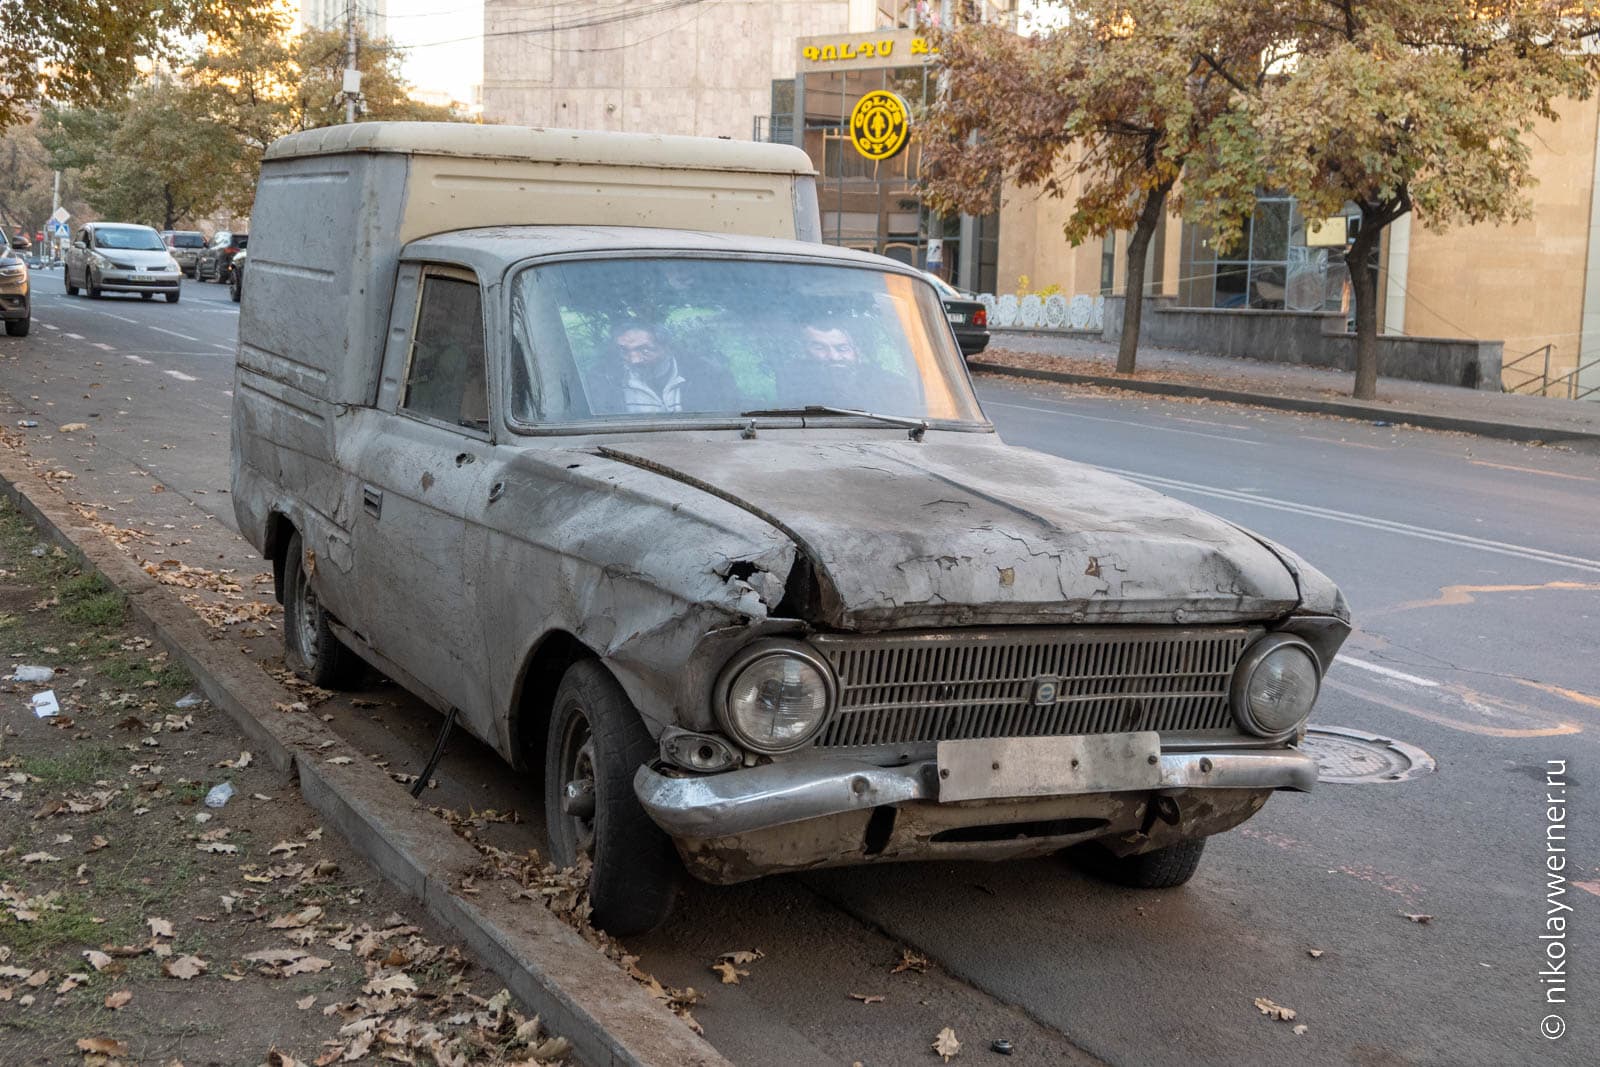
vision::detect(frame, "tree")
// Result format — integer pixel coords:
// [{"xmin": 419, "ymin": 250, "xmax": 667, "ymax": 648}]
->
[
  {"xmin": 42, "ymin": 81, "xmax": 244, "ymax": 230},
  {"xmin": 0, "ymin": 0, "xmax": 283, "ymax": 131},
  {"xmin": 1216, "ymin": 2, "xmax": 1600, "ymax": 399},
  {"xmin": 0, "ymin": 121, "xmax": 86, "ymax": 238},
  {"xmin": 922, "ymin": 2, "xmax": 1273, "ymax": 373},
  {"xmin": 288, "ymin": 28, "xmax": 460, "ymax": 130}
]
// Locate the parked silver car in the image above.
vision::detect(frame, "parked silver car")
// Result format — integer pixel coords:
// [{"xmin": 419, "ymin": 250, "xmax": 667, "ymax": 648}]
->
[
  {"xmin": 65, "ymin": 223, "xmax": 182, "ymax": 301},
  {"xmin": 234, "ymin": 125, "xmax": 1349, "ymax": 936},
  {"xmin": 161, "ymin": 230, "xmax": 206, "ymax": 276}
]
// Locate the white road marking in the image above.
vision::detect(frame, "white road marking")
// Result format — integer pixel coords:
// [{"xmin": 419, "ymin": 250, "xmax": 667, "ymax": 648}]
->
[
  {"xmin": 41, "ymin": 323, "xmax": 58, "ymax": 331},
  {"xmin": 1339, "ymin": 657, "xmax": 1440, "ymax": 689},
  {"xmin": 223, "ymin": 389, "xmax": 233, "ymax": 397},
  {"xmin": 148, "ymin": 326, "xmax": 198, "ymax": 341},
  {"xmin": 164, "ymin": 369, "xmax": 198, "ymax": 382},
  {"xmin": 211, "ymin": 343, "xmax": 233, "ymax": 352},
  {"xmin": 91, "ymin": 342, "xmax": 114, "ymax": 351},
  {"xmin": 89, "ymin": 310, "xmax": 137, "ymax": 324},
  {"xmin": 985, "ymin": 399, "xmax": 1256, "ymax": 445},
  {"xmin": 125, "ymin": 355, "xmax": 151, "ymax": 365},
  {"xmin": 1100, "ymin": 465, "xmax": 1600, "ymax": 575},
  {"xmin": 65, "ymin": 332, "xmax": 83, "ymax": 340}
]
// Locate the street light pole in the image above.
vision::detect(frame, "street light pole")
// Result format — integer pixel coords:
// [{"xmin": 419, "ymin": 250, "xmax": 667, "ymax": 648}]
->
[{"xmin": 344, "ymin": 0, "xmax": 359, "ymax": 124}]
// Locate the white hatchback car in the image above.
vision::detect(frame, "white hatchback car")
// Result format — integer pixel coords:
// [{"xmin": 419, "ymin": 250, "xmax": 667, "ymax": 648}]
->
[{"xmin": 65, "ymin": 223, "xmax": 183, "ymax": 302}]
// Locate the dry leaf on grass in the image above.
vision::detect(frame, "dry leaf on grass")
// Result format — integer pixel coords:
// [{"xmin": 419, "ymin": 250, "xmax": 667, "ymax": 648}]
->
[
  {"xmin": 82, "ymin": 950, "xmax": 112, "ymax": 971},
  {"xmin": 163, "ymin": 955, "xmax": 207, "ymax": 980},
  {"xmin": 325, "ymin": 756, "xmax": 354, "ymax": 766},
  {"xmin": 268, "ymin": 906, "xmax": 324, "ymax": 930},
  {"xmin": 266, "ymin": 1049, "xmax": 303, "ymax": 1067},
  {"xmin": 147, "ymin": 917, "xmax": 174, "ymax": 939},
  {"xmin": 1293, "ymin": 1024, "xmax": 1309, "ymax": 1036},
  {"xmin": 849, "ymin": 993, "xmax": 885, "ymax": 1004},
  {"xmin": 55, "ymin": 972, "xmax": 87, "ymax": 994},
  {"xmin": 361, "ymin": 972, "xmax": 416, "ymax": 996},
  {"xmin": 196, "ymin": 842, "xmax": 238, "ymax": 854},
  {"xmin": 1402, "ymin": 913, "xmax": 1434, "ymax": 925},
  {"xmin": 296, "ymin": 994, "xmax": 315, "ymax": 1010},
  {"xmin": 933, "ymin": 1026, "xmax": 961, "ymax": 1061},
  {"xmin": 718, "ymin": 948, "xmax": 764, "ymax": 966},
  {"xmin": 1254, "ymin": 996, "xmax": 1297, "ymax": 1022},
  {"xmin": 1307, "ymin": 949, "xmax": 1324, "ymax": 959},
  {"xmin": 104, "ymin": 990, "xmax": 132, "ymax": 1010},
  {"xmin": 21, "ymin": 851, "xmax": 58, "ymax": 864},
  {"xmin": 76, "ymin": 1037, "xmax": 129, "ymax": 1056}
]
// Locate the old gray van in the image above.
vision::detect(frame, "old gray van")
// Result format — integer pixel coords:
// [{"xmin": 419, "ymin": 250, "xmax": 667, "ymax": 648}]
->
[{"xmin": 233, "ymin": 123, "xmax": 1349, "ymax": 935}]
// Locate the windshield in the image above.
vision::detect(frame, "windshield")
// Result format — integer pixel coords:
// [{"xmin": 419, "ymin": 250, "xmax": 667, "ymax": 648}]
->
[
  {"xmin": 509, "ymin": 257, "xmax": 984, "ymax": 426},
  {"xmin": 94, "ymin": 227, "xmax": 165, "ymax": 252},
  {"xmin": 170, "ymin": 234, "xmax": 204, "ymax": 248},
  {"xmin": 922, "ymin": 271, "xmax": 962, "ymax": 299}
]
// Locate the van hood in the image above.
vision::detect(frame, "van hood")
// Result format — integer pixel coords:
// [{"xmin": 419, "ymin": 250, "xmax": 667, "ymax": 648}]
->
[
  {"xmin": 597, "ymin": 437, "xmax": 1302, "ymax": 630},
  {"xmin": 96, "ymin": 247, "xmax": 175, "ymax": 269}
]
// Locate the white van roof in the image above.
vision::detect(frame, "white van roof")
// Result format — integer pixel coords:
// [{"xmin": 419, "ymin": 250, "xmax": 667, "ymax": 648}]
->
[{"xmin": 263, "ymin": 122, "xmax": 817, "ymax": 176}]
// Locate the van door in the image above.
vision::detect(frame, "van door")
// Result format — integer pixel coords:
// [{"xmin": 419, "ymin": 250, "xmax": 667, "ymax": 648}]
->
[{"xmin": 351, "ymin": 263, "xmax": 496, "ymax": 728}]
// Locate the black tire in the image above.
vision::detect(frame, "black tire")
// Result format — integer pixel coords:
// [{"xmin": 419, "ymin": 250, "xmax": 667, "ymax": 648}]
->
[
  {"xmin": 5, "ymin": 317, "xmax": 28, "ymax": 337},
  {"xmin": 86, "ymin": 270, "xmax": 102, "ymax": 299},
  {"xmin": 281, "ymin": 531, "xmax": 363, "ymax": 689},
  {"xmin": 1085, "ymin": 837, "xmax": 1207, "ymax": 889},
  {"xmin": 166, "ymin": 290, "xmax": 180, "ymax": 304},
  {"xmin": 229, "ymin": 274, "xmax": 241, "ymax": 302},
  {"xmin": 545, "ymin": 659, "xmax": 680, "ymax": 935},
  {"xmin": 65, "ymin": 269, "xmax": 78, "ymax": 296}
]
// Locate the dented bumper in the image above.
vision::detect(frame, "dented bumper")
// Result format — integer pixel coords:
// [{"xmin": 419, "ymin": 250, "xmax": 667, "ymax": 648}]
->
[{"xmin": 635, "ymin": 745, "xmax": 1317, "ymax": 841}]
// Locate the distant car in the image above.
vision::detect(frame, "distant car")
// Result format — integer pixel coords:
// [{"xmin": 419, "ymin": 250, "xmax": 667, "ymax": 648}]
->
[
  {"xmin": 161, "ymin": 230, "xmax": 206, "ymax": 276},
  {"xmin": 64, "ymin": 223, "xmax": 182, "ymax": 302},
  {"xmin": 196, "ymin": 231, "xmax": 248, "ymax": 283},
  {"xmin": 0, "ymin": 226, "xmax": 32, "ymax": 336},
  {"xmin": 229, "ymin": 248, "xmax": 246, "ymax": 302},
  {"xmin": 922, "ymin": 270, "xmax": 990, "ymax": 357}
]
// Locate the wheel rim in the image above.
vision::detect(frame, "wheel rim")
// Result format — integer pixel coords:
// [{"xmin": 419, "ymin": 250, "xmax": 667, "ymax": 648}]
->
[
  {"xmin": 292, "ymin": 563, "xmax": 320, "ymax": 669},
  {"xmin": 556, "ymin": 708, "xmax": 598, "ymax": 863}
]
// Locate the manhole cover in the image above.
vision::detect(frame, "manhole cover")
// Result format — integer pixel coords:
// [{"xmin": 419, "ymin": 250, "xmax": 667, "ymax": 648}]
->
[{"xmin": 1300, "ymin": 725, "xmax": 1436, "ymax": 784}]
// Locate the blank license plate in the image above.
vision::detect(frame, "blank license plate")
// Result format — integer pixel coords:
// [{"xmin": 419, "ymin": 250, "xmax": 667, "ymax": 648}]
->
[
  {"xmin": 947, "ymin": 313, "xmax": 966, "ymax": 324},
  {"xmin": 936, "ymin": 732, "xmax": 1163, "ymax": 802}
]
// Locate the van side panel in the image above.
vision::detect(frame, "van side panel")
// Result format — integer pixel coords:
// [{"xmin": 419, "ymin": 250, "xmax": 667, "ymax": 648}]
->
[{"xmin": 399, "ymin": 157, "xmax": 800, "ymax": 244}]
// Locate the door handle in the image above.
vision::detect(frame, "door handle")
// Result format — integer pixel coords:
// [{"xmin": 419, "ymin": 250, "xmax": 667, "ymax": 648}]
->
[
  {"xmin": 488, "ymin": 481, "xmax": 506, "ymax": 504},
  {"xmin": 362, "ymin": 484, "xmax": 383, "ymax": 518}
]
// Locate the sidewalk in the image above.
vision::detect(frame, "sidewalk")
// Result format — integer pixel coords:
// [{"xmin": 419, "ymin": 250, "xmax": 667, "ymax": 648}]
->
[{"xmin": 974, "ymin": 331, "xmax": 1600, "ymax": 451}]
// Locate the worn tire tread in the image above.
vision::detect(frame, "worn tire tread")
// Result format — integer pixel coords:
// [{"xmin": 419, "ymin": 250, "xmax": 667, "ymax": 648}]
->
[
  {"xmin": 282, "ymin": 532, "xmax": 363, "ymax": 690},
  {"xmin": 1094, "ymin": 837, "xmax": 1207, "ymax": 889},
  {"xmin": 545, "ymin": 659, "xmax": 680, "ymax": 935}
]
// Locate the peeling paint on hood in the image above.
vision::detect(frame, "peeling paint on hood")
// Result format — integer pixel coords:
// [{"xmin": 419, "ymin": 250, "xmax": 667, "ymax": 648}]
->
[{"xmin": 598, "ymin": 437, "xmax": 1304, "ymax": 630}]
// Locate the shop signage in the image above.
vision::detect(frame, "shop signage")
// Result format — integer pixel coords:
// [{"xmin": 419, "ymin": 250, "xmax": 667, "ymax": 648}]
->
[
  {"xmin": 849, "ymin": 90, "xmax": 911, "ymax": 161},
  {"xmin": 802, "ymin": 36, "xmax": 938, "ymax": 64}
]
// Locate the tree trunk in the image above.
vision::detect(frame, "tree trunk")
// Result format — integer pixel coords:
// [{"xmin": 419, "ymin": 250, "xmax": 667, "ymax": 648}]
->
[
  {"xmin": 1344, "ymin": 209, "xmax": 1384, "ymax": 400},
  {"xmin": 1116, "ymin": 184, "xmax": 1169, "ymax": 375}
]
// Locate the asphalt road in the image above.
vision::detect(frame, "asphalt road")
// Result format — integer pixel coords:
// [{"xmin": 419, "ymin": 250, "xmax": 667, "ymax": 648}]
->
[{"xmin": 2, "ymin": 272, "xmax": 1596, "ymax": 1066}]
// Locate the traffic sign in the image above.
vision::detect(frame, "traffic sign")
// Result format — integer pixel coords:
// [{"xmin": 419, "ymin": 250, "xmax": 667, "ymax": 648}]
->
[{"xmin": 50, "ymin": 206, "xmax": 69, "ymax": 224}]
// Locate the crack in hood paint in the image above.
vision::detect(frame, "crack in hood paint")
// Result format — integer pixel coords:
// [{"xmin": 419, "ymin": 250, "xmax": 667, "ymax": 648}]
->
[{"xmin": 598, "ymin": 438, "xmax": 1304, "ymax": 629}]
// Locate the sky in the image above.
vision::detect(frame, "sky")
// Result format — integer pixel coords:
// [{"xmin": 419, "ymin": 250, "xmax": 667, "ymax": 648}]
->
[{"xmin": 376, "ymin": 0, "xmax": 485, "ymax": 103}]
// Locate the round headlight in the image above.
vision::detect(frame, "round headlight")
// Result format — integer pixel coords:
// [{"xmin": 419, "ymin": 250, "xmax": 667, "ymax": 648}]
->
[
  {"xmin": 1232, "ymin": 636, "xmax": 1320, "ymax": 739},
  {"xmin": 716, "ymin": 641, "xmax": 836, "ymax": 753}
]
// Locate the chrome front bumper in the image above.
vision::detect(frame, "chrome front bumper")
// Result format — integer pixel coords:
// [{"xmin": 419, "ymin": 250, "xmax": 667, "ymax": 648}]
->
[
  {"xmin": 100, "ymin": 270, "xmax": 181, "ymax": 292},
  {"xmin": 635, "ymin": 746, "xmax": 1318, "ymax": 840}
]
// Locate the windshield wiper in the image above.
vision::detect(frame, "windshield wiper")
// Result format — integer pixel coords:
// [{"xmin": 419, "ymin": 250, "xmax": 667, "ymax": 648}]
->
[{"xmin": 739, "ymin": 406, "xmax": 927, "ymax": 442}]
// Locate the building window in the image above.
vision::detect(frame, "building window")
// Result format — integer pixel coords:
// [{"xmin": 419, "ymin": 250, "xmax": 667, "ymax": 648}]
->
[
  {"xmin": 1100, "ymin": 233, "xmax": 1115, "ymax": 295},
  {"xmin": 1179, "ymin": 194, "xmax": 1360, "ymax": 312}
]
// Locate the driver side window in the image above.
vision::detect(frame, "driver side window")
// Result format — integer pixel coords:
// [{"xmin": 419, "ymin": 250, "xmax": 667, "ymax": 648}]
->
[{"xmin": 401, "ymin": 269, "xmax": 489, "ymax": 431}]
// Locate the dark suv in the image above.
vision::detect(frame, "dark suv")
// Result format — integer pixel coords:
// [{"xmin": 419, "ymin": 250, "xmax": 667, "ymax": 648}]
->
[{"xmin": 196, "ymin": 231, "xmax": 248, "ymax": 283}]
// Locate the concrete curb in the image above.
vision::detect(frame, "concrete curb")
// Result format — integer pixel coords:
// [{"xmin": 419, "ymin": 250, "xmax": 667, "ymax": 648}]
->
[
  {"xmin": 0, "ymin": 454, "xmax": 732, "ymax": 1067},
  {"xmin": 970, "ymin": 360, "xmax": 1600, "ymax": 450}
]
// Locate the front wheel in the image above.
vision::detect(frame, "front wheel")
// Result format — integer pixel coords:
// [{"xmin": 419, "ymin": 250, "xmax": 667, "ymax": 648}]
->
[
  {"xmin": 86, "ymin": 270, "xmax": 102, "ymax": 299},
  {"xmin": 229, "ymin": 274, "xmax": 241, "ymax": 302},
  {"xmin": 280, "ymin": 531, "xmax": 362, "ymax": 689},
  {"xmin": 5, "ymin": 317, "xmax": 29, "ymax": 337},
  {"xmin": 1083, "ymin": 837, "xmax": 1207, "ymax": 889},
  {"xmin": 545, "ymin": 660, "xmax": 680, "ymax": 935},
  {"xmin": 166, "ymin": 290, "xmax": 180, "ymax": 304},
  {"xmin": 65, "ymin": 269, "xmax": 78, "ymax": 296}
]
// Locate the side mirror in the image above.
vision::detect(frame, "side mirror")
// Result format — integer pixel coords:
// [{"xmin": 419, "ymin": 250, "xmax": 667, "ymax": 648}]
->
[
  {"xmin": 9, "ymin": 235, "xmax": 28, "ymax": 251},
  {"xmin": 72, "ymin": 239, "xmax": 85, "ymax": 249}
]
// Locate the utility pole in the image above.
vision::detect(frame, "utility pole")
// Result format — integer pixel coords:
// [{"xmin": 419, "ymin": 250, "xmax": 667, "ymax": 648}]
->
[{"xmin": 343, "ymin": 0, "xmax": 361, "ymax": 124}]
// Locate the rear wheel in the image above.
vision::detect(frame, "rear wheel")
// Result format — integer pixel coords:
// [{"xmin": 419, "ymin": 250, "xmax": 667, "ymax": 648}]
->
[
  {"xmin": 545, "ymin": 659, "xmax": 680, "ymax": 935},
  {"xmin": 1083, "ymin": 837, "xmax": 1207, "ymax": 889},
  {"xmin": 229, "ymin": 273, "xmax": 241, "ymax": 302},
  {"xmin": 280, "ymin": 531, "xmax": 363, "ymax": 689},
  {"xmin": 5, "ymin": 317, "xmax": 29, "ymax": 337}
]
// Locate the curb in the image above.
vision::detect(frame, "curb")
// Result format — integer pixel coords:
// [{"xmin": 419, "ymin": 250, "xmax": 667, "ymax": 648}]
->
[
  {"xmin": 969, "ymin": 361, "xmax": 1600, "ymax": 450},
  {"xmin": 0, "ymin": 454, "xmax": 732, "ymax": 1067}
]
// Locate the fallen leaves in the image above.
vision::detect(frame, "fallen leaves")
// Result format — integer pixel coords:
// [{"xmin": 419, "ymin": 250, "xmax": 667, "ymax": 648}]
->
[
  {"xmin": 245, "ymin": 947, "xmax": 333, "ymax": 977},
  {"xmin": 933, "ymin": 1026, "xmax": 961, "ymax": 1061},
  {"xmin": 891, "ymin": 947, "xmax": 930, "ymax": 974},
  {"xmin": 82, "ymin": 950, "xmax": 113, "ymax": 972},
  {"xmin": 710, "ymin": 947, "xmax": 764, "ymax": 985},
  {"xmin": 268, "ymin": 905, "xmax": 325, "ymax": 930},
  {"xmin": 76, "ymin": 1037, "xmax": 129, "ymax": 1057},
  {"xmin": 849, "ymin": 992, "xmax": 885, "ymax": 1005},
  {"xmin": 163, "ymin": 954, "xmax": 207, "ymax": 980},
  {"xmin": 147, "ymin": 917, "xmax": 174, "ymax": 939},
  {"xmin": 1254, "ymin": 996, "xmax": 1297, "ymax": 1022},
  {"xmin": 21, "ymin": 851, "xmax": 59, "ymax": 863},
  {"xmin": 104, "ymin": 989, "xmax": 132, "ymax": 1010},
  {"xmin": 1402, "ymin": 912, "xmax": 1434, "ymax": 924}
]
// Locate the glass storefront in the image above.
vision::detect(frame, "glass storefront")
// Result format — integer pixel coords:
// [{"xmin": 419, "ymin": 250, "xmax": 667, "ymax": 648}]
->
[
  {"xmin": 792, "ymin": 55, "xmax": 999, "ymax": 294},
  {"xmin": 1178, "ymin": 194, "xmax": 1366, "ymax": 314}
]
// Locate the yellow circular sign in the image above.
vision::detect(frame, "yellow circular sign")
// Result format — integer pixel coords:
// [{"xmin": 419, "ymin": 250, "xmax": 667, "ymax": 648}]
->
[{"xmin": 849, "ymin": 90, "xmax": 911, "ymax": 161}]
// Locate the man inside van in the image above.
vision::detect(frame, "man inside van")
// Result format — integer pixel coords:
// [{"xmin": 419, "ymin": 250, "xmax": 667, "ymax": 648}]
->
[
  {"xmin": 612, "ymin": 324, "xmax": 685, "ymax": 414},
  {"xmin": 783, "ymin": 316, "xmax": 922, "ymax": 414}
]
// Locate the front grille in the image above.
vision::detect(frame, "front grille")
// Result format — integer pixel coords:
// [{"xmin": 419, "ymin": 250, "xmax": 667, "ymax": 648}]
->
[{"xmin": 810, "ymin": 627, "xmax": 1258, "ymax": 748}]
